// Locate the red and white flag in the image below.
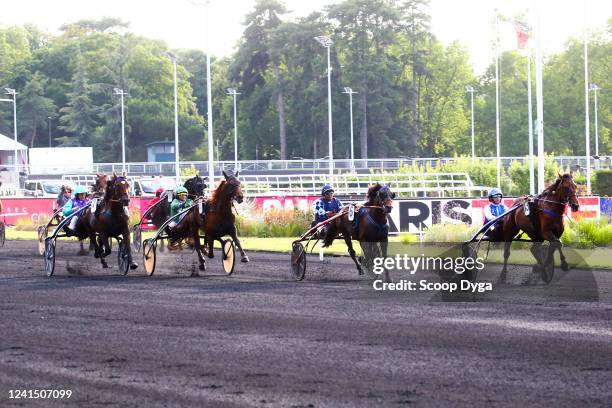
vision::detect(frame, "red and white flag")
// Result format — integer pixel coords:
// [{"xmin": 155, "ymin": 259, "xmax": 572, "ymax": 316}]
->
[{"xmin": 513, "ymin": 20, "xmax": 531, "ymax": 49}]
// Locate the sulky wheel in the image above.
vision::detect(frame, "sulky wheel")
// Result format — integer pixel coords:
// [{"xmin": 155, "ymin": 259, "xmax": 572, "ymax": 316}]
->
[
  {"xmin": 291, "ymin": 242, "xmax": 306, "ymax": 281},
  {"xmin": 142, "ymin": 239, "xmax": 157, "ymax": 276},
  {"xmin": 44, "ymin": 238, "xmax": 56, "ymax": 277},
  {"xmin": 222, "ymin": 239, "xmax": 235, "ymax": 275},
  {"xmin": 117, "ymin": 239, "xmax": 130, "ymax": 276},
  {"xmin": 131, "ymin": 224, "xmax": 142, "ymax": 253},
  {"xmin": 541, "ymin": 259, "xmax": 555, "ymax": 284},
  {"xmin": 0, "ymin": 222, "xmax": 5, "ymax": 247},
  {"xmin": 37, "ymin": 225, "xmax": 48, "ymax": 255},
  {"xmin": 461, "ymin": 241, "xmax": 480, "ymax": 283}
]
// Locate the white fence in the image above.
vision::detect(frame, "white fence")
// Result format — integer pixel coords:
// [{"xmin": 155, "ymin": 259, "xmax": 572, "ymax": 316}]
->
[{"xmin": 60, "ymin": 172, "xmax": 487, "ymax": 198}]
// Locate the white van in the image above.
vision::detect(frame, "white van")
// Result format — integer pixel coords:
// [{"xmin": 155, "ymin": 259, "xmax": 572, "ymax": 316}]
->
[{"xmin": 24, "ymin": 180, "xmax": 71, "ymax": 198}]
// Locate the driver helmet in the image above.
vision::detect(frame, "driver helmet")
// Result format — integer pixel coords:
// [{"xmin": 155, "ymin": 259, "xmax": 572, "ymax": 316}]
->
[
  {"xmin": 175, "ymin": 186, "xmax": 188, "ymax": 197},
  {"xmin": 155, "ymin": 187, "xmax": 164, "ymax": 197},
  {"xmin": 488, "ymin": 187, "xmax": 503, "ymax": 202},
  {"xmin": 74, "ymin": 186, "xmax": 88, "ymax": 196},
  {"xmin": 321, "ymin": 184, "xmax": 334, "ymax": 196}
]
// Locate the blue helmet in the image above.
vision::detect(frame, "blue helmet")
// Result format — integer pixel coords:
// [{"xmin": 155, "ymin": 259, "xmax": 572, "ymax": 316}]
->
[
  {"xmin": 321, "ymin": 184, "xmax": 334, "ymax": 196},
  {"xmin": 488, "ymin": 188, "xmax": 502, "ymax": 201}
]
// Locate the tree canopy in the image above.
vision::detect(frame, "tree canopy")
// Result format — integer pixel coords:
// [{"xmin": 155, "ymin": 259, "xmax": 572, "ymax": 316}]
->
[{"xmin": 0, "ymin": 3, "xmax": 609, "ymax": 163}]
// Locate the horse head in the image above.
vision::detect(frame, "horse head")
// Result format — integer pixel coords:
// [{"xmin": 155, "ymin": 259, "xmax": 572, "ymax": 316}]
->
[
  {"xmin": 367, "ymin": 183, "xmax": 395, "ymax": 213},
  {"xmin": 184, "ymin": 175, "xmax": 207, "ymax": 198},
  {"xmin": 105, "ymin": 174, "xmax": 131, "ymax": 208},
  {"xmin": 222, "ymin": 170, "xmax": 244, "ymax": 204},
  {"xmin": 555, "ymin": 173, "xmax": 579, "ymax": 212},
  {"xmin": 94, "ymin": 173, "xmax": 108, "ymax": 195}
]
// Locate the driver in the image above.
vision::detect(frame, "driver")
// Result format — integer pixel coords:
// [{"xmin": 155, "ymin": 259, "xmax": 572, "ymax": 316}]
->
[
  {"xmin": 313, "ymin": 184, "xmax": 343, "ymax": 239},
  {"xmin": 169, "ymin": 186, "xmax": 193, "ymax": 227},
  {"xmin": 484, "ymin": 188, "xmax": 507, "ymax": 223},
  {"xmin": 62, "ymin": 186, "xmax": 90, "ymax": 232},
  {"xmin": 146, "ymin": 187, "xmax": 165, "ymax": 220}
]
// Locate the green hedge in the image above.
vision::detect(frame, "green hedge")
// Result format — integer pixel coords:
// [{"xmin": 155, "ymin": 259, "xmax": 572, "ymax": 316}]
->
[{"xmin": 593, "ymin": 170, "xmax": 612, "ymax": 196}]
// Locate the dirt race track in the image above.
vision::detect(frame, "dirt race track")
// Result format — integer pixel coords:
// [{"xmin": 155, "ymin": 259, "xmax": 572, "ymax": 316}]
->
[{"xmin": 1, "ymin": 239, "xmax": 611, "ymax": 407}]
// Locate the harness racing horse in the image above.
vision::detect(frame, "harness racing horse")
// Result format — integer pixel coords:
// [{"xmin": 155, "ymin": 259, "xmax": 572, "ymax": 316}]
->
[
  {"xmin": 87, "ymin": 174, "xmax": 138, "ymax": 270},
  {"xmin": 323, "ymin": 183, "xmax": 395, "ymax": 282},
  {"xmin": 149, "ymin": 175, "xmax": 207, "ymax": 231},
  {"xmin": 500, "ymin": 173, "xmax": 580, "ymax": 282},
  {"xmin": 202, "ymin": 170, "xmax": 249, "ymax": 264}
]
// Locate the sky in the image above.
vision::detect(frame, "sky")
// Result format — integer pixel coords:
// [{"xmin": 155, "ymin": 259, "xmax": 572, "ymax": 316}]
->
[{"xmin": 2, "ymin": 0, "xmax": 610, "ymax": 74}]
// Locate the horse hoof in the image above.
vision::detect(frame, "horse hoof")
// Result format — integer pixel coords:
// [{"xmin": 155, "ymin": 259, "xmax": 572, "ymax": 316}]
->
[
  {"xmin": 130, "ymin": 263, "xmax": 138, "ymax": 270},
  {"xmin": 77, "ymin": 249, "xmax": 88, "ymax": 256},
  {"xmin": 561, "ymin": 262, "xmax": 569, "ymax": 271},
  {"xmin": 190, "ymin": 271, "xmax": 200, "ymax": 277},
  {"xmin": 199, "ymin": 264, "xmax": 206, "ymax": 271},
  {"xmin": 102, "ymin": 263, "xmax": 108, "ymax": 269},
  {"xmin": 94, "ymin": 252, "xmax": 100, "ymax": 259},
  {"xmin": 241, "ymin": 256, "xmax": 249, "ymax": 263}
]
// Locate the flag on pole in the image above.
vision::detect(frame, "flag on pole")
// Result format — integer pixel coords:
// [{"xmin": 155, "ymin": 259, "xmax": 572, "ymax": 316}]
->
[{"xmin": 513, "ymin": 20, "xmax": 531, "ymax": 49}]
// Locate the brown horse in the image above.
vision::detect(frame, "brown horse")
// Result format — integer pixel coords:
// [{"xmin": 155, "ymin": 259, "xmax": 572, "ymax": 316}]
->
[
  {"xmin": 202, "ymin": 170, "xmax": 249, "ymax": 263},
  {"xmin": 86, "ymin": 174, "xmax": 138, "ymax": 270},
  {"xmin": 323, "ymin": 183, "xmax": 395, "ymax": 281},
  {"xmin": 500, "ymin": 173, "xmax": 580, "ymax": 281}
]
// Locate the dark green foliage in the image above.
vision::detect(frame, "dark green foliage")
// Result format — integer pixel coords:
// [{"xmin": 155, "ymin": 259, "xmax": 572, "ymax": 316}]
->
[{"xmin": 594, "ymin": 170, "xmax": 612, "ymax": 196}]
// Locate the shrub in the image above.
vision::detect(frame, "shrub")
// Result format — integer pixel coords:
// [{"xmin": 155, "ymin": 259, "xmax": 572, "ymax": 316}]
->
[
  {"xmin": 14, "ymin": 217, "xmax": 38, "ymax": 231},
  {"xmin": 561, "ymin": 218, "xmax": 612, "ymax": 247},
  {"xmin": 400, "ymin": 233, "xmax": 419, "ymax": 244},
  {"xmin": 423, "ymin": 223, "xmax": 480, "ymax": 243},
  {"xmin": 236, "ymin": 208, "xmax": 311, "ymax": 237},
  {"xmin": 593, "ymin": 170, "xmax": 612, "ymax": 196}
]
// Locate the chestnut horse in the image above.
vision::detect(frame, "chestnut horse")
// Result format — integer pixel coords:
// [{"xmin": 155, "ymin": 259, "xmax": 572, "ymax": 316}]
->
[
  {"xmin": 164, "ymin": 171, "xmax": 246, "ymax": 274},
  {"xmin": 86, "ymin": 174, "xmax": 138, "ymax": 270},
  {"xmin": 500, "ymin": 173, "xmax": 580, "ymax": 281},
  {"xmin": 323, "ymin": 183, "xmax": 395, "ymax": 282},
  {"xmin": 202, "ymin": 170, "xmax": 249, "ymax": 263}
]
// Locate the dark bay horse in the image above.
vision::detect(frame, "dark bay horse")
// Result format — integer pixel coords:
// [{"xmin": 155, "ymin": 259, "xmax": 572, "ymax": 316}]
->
[
  {"xmin": 500, "ymin": 173, "xmax": 580, "ymax": 281},
  {"xmin": 149, "ymin": 175, "xmax": 207, "ymax": 230},
  {"xmin": 323, "ymin": 183, "xmax": 395, "ymax": 282},
  {"xmin": 86, "ymin": 174, "xmax": 138, "ymax": 270}
]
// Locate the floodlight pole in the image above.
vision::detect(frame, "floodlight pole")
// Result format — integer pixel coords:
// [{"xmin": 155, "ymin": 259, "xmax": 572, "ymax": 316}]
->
[
  {"xmin": 3, "ymin": 88, "xmax": 18, "ymax": 183},
  {"xmin": 166, "ymin": 52, "xmax": 180, "ymax": 183},
  {"xmin": 315, "ymin": 36, "xmax": 334, "ymax": 176},
  {"xmin": 590, "ymin": 83, "xmax": 601, "ymax": 169},
  {"xmin": 113, "ymin": 88, "xmax": 128, "ymax": 173},
  {"xmin": 226, "ymin": 88, "xmax": 241, "ymax": 170},
  {"xmin": 343, "ymin": 87, "xmax": 357, "ymax": 171},
  {"xmin": 465, "ymin": 85, "xmax": 475, "ymax": 160}
]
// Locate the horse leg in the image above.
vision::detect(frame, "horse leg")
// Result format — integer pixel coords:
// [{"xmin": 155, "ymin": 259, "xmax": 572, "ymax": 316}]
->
[
  {"xmin": 123, "ymin": 226, "xmax": 138, "ymax": 270},
  {"xmin": 342, "ymin": 233, "xmax": 362, "ymax": 275},
  {"xmin": 559, "ymin": 246, "xmax": 569, "ymax": 271},
  {"xmin": 230, "ymin": 225, "xmax": 249, "ymax": 263},
  {"xmin": 530, "ymin": 241, "xmax": 543, "ymax": 273},
  {"xmin": 207, "ymin": 236, "xmax": 214, "ymax": 259},
  {"xmin": 98, "ymin": 234, "xmax": 109, "ymax": 268},
  {"xmin": 194, "ymin": 233, "xmax": 206, "ymax": 274},
  {"xmin": 78, "ymin": 240, "xmax": 87, "ymax": 256},
  {"xmin": 381, "ymin": 240, "xmax": 391, "ymax": 283},
  {"xmin": 499, "ymin": 241, "xmax": 511, "ymax": 283}
]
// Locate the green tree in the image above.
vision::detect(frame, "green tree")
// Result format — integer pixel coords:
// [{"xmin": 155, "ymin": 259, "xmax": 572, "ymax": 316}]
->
[{"xmin": 18, "ymin": 71, "xmax": 56, "ymax": 147}]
